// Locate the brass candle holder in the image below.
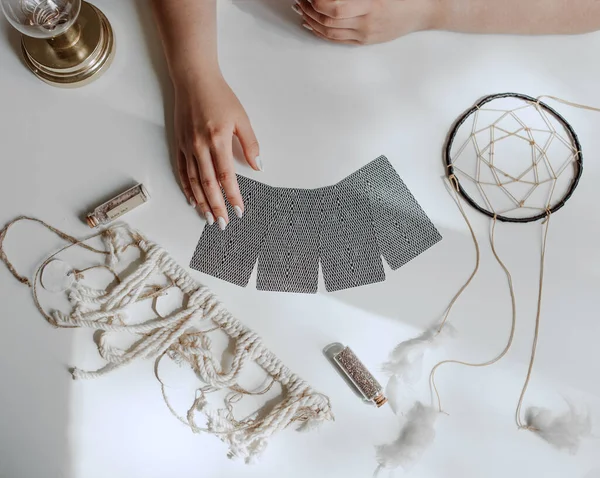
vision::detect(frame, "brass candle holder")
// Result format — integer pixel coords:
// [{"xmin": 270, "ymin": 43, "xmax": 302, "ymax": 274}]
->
[{"xmin": 2, "ymin": 0, "xmax": 115, "ymax": 87}]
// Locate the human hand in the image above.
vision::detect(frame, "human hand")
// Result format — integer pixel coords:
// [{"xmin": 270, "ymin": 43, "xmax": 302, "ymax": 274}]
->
[
  {"xmin": 174, "ymin": 74, "xmax": 261, "ymax": 230},
  {"xmin": 292, "ymin": 0, "xmax": 436, "ymax": 45}
]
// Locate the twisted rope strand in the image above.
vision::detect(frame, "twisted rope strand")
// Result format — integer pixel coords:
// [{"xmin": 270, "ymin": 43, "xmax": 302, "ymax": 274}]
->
[{"xmin": 0, "ymin": 217, "xmax": 333, "ymax": 462}]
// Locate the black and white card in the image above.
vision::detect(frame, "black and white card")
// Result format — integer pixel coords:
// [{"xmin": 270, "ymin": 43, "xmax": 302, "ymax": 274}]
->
[{"xmin": 190, "ymin": 156, "xmax": 442, "ymax": 293}]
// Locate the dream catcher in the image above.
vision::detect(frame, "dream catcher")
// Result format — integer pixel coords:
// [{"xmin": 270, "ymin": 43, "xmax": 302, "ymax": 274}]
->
[{"xmin": 378, "ymin": 93, "xmax": 593, "ymax": 473}]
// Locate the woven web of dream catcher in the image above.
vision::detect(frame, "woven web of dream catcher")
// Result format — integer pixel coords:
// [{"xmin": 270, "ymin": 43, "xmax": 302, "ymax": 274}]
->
[{"xmin": 447, "ymin": 93, "xmax": 582, "ymax": 222}]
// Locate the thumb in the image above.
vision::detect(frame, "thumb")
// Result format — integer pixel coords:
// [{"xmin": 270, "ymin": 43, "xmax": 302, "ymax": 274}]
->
[{"xmin": 235, "ymin": 117, "xmax": 262, "ymax": 171}]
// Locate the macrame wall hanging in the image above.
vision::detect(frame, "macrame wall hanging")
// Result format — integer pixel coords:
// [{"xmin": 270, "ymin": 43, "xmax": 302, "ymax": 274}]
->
[
  {"xmin": 0, "ymin": 217, "xmax": 334, "ymax": 464},
  {"xmin": 377, "ymin": 93, "xmax": 593, "ymax": 474},
  {"xmin": 190, "ymin": 156, "xmax": 442, "ymax": 293}
]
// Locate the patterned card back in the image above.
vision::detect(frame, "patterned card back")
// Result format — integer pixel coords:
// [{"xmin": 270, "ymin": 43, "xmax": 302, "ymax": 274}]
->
[{"xmin": 190, "ymin": 156, "xmax": 442, "ymax": 293}]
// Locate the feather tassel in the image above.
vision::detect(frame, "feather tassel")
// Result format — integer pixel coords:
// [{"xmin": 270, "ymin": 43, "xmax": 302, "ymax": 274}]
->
[
  {"xmin": 525, "ymin": 403, "xmax": 592, "ymax": 453},
  {"xmin": 374, "ymin": 402, "xmax": 438, "ymax": 474},
  {"xmin": 382, "ymin": 323, "xmax": 455, "ymax": 414}
]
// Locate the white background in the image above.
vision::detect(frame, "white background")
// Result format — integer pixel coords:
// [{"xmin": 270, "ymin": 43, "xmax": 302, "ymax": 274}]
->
[{"xmin": 1, "ymin": 1, "xmax": 600, "ymax": 477}]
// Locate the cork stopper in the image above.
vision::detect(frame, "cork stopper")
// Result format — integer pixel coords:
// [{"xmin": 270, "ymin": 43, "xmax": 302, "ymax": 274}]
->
[
  {"xmin": 373, "ymin": 393, "xmax": 388, "ymax": 408},
  {"xmin": 140, "ymin": 184, "xmax": 150, "ymax": 200},
  {"xmin": 86, "ymin": 214, "xmax": 99, "ymax": 228}
]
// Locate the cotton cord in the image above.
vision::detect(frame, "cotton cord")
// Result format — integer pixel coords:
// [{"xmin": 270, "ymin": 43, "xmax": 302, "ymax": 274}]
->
[
  {"xmin": 0, "ymin": 215, "xmax": 108, "ymax": 286},
  {"xmin": 0, "ymin": 217, "xmax": 333, "ymax": 463},
  {"xmin": 537, "ymin": 95, "xmax": 600, "ymax": 114},
  {"xmin": 429, "ymin": 181, "xmax": 519, "ymax": 415},
  {"xmin": 437, "ymin": 175, "xmax": 481, "ymax": 335},
  {"xmin": 515, "ymin": 212, "xmax": 551, "ymax": 429}
]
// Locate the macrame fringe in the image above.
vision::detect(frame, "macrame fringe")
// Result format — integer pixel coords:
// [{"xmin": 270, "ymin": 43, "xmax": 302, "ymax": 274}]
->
[
  {"xmin": 524, "ymin": 403, "xmax": 592, "ymax": 453},
  {"xmin": 382, "ymin": 324, "xmax": 455, "ymax": 414},
  {"xmin": 1, "ymin": 219, "xmax": 333, "ymax": 464},
  {"xmin": 374, "ymin": 402, "xmax": 438, "ymax": 475},
  {"xmin": 101, "ymin": 225, "xmax": 132, "ymax": 268}
]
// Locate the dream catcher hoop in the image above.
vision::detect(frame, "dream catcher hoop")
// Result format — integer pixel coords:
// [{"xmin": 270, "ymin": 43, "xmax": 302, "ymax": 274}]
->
[
  {"xmin": 378, "ymin": 93, "xmax": 593, "ymax": 474},
  {"xmin": 446, "ymin": 92, "xmax": 583, "ymax": 223}
]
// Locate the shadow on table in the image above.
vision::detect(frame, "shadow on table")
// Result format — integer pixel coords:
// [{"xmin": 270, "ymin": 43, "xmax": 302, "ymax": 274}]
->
[
  {"xmin": 232, "ymin": 0, "xmax": 316, "ymax": 162},
  {"xmin": 0, "ymin": 228, "xmax": 76, "ymax": 478},
  {"xmin": 0, "ymin": 319, "xmax": 74, "ymax": 478},
  {"xmin": 130, "ymin": 0, "xmax": 276, "ymax": 182},
  {"xmin": 326, "ymin": 224, "xmax": 472, "ymax": 330},
  {"xmin": 132, "ymin": 0, "xmax": 177, "ymax": 181},
  {"xmin": 2, "ymin": 17, "xmax": 28, "ymax": 68},
  {"xmin": 233, "ymin": 0, "xmax": 308, "ymax": 41}
]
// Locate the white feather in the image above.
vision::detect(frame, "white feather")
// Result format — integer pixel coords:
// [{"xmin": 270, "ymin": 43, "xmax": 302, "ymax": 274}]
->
[
  {"xmin": 375, "ymin": 402, "xmax": 438, "ymax": 473},
  {"xmin": 382, "ymin": 324, "xmax": 455, "ymax": 414},
  {"xmin": 525, "ymin": 403, "xmax": 592, "ymax": 453},
  {"xmin": 385, "ymin": 375, "xmax": 402, "ymax": 415}
]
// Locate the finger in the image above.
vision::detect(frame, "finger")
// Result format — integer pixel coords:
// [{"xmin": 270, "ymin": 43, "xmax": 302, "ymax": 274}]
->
[
  {"xmin": 177, "ymin": 149, "xmax": 195, "ymax": 207},
  {"xmin": 302, "ymin": 16, "xmax": 360, "ymax": 42},
  {"xmin": 305, "ymin": 0, "xmax": 370, "ymax": 19},
  {"xmin": 295, "ymin": 0, "xmax": 359, "ymax": 28},
  {"xmin": 184, "ymin": 149, "xmax": 214, "ymax": 225},
  {"xmin": 308, "ymin": 25, "xmax": 361, "ymax": 45},
  {"xmin": 235, "ymin": 117, "xmax": 262, "ymax": 171},
  {"xmin": 210, "ymin": 138, "xmax": 245, "ymax": 220},
  {"xmin": 193, "ymin": 146, "xmax": 230, "ymax": 230}
]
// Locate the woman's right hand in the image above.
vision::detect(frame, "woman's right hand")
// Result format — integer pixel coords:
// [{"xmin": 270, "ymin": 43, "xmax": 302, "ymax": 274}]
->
[{"xmin": 174, "ymin": 73, "xmax": 261, "ymax": 230}]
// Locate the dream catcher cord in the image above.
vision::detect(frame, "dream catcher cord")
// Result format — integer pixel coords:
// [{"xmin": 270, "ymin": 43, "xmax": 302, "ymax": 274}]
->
[
  {"xmin": 428, "ymin": 187, "xmax": 518, "ymax": 417},
  {"xmin": 380, "ymin": 175, "xmax": 480, "ymax": 415},
  {"xmin": 0, "ymin": 216, "xmax": 333, "ymax": 463},
  {"xmin": 434, "ymin": 177, "xmax": 481, "ymax": 336},
  {"xmin": 378, "ymin": 93, "xmax": 593, "ymax": 473}
]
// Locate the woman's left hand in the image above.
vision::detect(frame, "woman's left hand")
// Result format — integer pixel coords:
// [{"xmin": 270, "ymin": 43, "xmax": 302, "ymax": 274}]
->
[{"xmin": 292, "ymin": 0, "xmax": 437, "ymax": 45}]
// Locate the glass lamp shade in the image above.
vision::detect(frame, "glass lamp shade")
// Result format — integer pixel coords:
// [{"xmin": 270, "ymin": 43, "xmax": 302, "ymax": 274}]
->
[
  {"xmin": 1, "ymin": 0, "xmax": 114, "ymax": 87},
  {"xmin": 1, "ymin": 0, "xmax": 81, "ymax": 38}
]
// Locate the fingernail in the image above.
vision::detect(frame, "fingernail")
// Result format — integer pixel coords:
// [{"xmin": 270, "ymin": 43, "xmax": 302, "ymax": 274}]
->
[
  {"xmin": 218, "ymin": 217, "xmax": 227, "ymax": 231},
  {"xmin": 256, "ymin": 156, "xmax": 264, "ymax": 171},
  {"xmin": 302, "ymin": 23, "xmax": 313, "ymax": 31},
  {"xmin": 234, "ymin": 206, "xmax": 244, "ymax": 219},
  {"xmin": 189, "ymin": 197, "xmax": 197, "ymax": 208},
  {"xmin": 292, "ymin": 4, "xmax": 302, "ymax": 15},
  {"xmin": 205, "ymin": 211, "xmax": 215, "ymax": 226}
]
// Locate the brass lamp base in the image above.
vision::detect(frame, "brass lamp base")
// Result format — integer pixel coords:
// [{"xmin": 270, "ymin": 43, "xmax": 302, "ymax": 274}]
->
[{"xmin": 21, "ymin": 1, "xmax": 115, "ymax": 87}]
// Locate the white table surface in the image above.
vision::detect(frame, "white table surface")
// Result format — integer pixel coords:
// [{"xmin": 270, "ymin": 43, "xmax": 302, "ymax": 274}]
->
[{"xmin": 1, "ymin": 1, "xmax": 600, "ymax": 477}]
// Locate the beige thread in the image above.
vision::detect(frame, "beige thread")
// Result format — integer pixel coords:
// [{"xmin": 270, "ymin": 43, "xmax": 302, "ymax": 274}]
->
[
  {"xmin": 430, "ymin": 209, "xmax": 517, "ymax": 414},
  {"xmin": 515, "ymin": 211, "xmax": 551, "ymax": 429},
  {"xmin": 435, "ymin": 175, "xmax": 480, "ymax": 336}
]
